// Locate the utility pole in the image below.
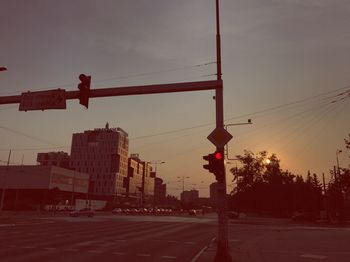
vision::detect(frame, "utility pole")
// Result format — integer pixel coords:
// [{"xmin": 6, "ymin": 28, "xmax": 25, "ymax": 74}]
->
[
  {"xmin": 0, "ymin": 150, "xmax": 11, "ymax": 213},
  {"xmin": 214, "ymin": 1, "xmax": 232, "ymax": 261},
  {"xmin": 322, "ymin": 173, "xmax": 329, "ymax": 223}
]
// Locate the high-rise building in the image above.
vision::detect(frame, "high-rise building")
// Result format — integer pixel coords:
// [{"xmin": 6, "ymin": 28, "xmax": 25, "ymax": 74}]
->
[
  {"xmin": 126, "ymin": 154, "xmax": 144, "ymax": 203},
  {"xmin": 181, "ymin": 189, "xmax": 199, "ymax": 203},
  {"xmin": 209, "ymin": 182, "xmax": 218, "ymax": 206},
  {"xmin": 70, "ymin": 123, "xmax": 129, "ymax": 199},
  {"xmin": 126, "ymin": 154, "xmax": 155, "ymax": 205},
  {"xmin": 154, "ymin": 177, "xmax": 166, "ymax": 204}
]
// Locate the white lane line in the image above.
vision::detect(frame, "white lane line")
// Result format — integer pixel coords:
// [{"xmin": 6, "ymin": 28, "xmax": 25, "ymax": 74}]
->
[
  {"xmin": 6, "ymin": 245, "xmax": 17, "ymax": 248},
  {"xmin": 64, "ymin": 248, "xmax": 79, "ymax": 252},
  {"xmin": 112, "ymin": 252, "xmax": 125, "ymax": 255},
  {"xmin": 0, "ymin": 224, "xmax": 15, "ymax": 227},
  {"xmin": 44, "ymin": 247, "xmax": 57, "ymax": 251},
  {"xmin": 191, "ymin": 237, "xmax": 216, "ymax": 262},
  {"xmin": 229, "ymin": 239, "xmax": 241, "ymax": 242},
  {"xmin": 300, "ymin": 254, "xmax": 327, "ymax": 260},
  {"xmin": 137, "ymin": 254, "xmax": 151, "ymax": 257},
  {"xmin": 162, "ymin": 255, "xmax": 177, "ymax": 259},
  {"xmin": 88, "ymin": 250, "xmax": 103, "ymax": 253}
]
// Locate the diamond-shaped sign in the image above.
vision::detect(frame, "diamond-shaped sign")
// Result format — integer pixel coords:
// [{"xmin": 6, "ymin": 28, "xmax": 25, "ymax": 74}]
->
[{"xmin": 207, "ymin": 127, "xmax": 233, "ymax": 148}]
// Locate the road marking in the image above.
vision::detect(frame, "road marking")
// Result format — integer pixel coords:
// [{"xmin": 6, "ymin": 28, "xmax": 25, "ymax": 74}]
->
[
  {"xmin": 137, "ymin": 254, "xmax": 151, "ymax": 257},
  {"xmin": 0, "ymin": 224, "xmax": 15, "ymax": 227},
  {"xmin": 6, "ymin": 245, "xmax": 17, "ymax": 248},
  {"xmin": 88, "ymin": 250, "xmax": 103, "ymax": 253},
  {"xmin": 300, "ymin": 254, "xmax": 327, "ymax": 260},
  {"xmin": 44, "ymin": 247, "xmax": 57, "ymax": 251},
  {"xmin": 191, "ymin": 237, "xmax": 216, "ymax": 262},
  {"xmin": 23, "ymin": 246, "xmax": 36, "ymax": 249},
  {"xmin": 112, "ymin": 252, "xmax": 125, "ymax": 255},
  {"xmin": 229, "ymin": 239, "xmax": 241, "ymax": 242},
  {"xmin": 162, "ymin": 255, "xmax": 177, "ymax": 259},
  {"xmin": 64, "ymin": 248, "xmax": 79, "ymax": 252}
]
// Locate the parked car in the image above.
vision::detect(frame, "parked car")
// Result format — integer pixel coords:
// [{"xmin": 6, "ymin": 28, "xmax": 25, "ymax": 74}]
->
[
  {"xmin": 69, "ymin": 208, "xmax": 95, "ymax": 217},
  {"xmin": 292, "ymin": 212, "xmax": 318, "ymax": 222},
  {"xmin": 112, "ymin": 208, "xmax": 122, "ymax": 214},
  {"xmin": 227, "ymin": 211, "xmax": 239, "ymax": 219},
  {"xmin": 188, "ymin": 209, "xmax": 197, "ymax": 216}
]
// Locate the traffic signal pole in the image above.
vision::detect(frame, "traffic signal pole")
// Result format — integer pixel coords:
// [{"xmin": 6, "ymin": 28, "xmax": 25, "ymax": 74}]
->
[
  {"xmin": 0, "ymin": 80, "xmax": 222, "ymax": 106},
  {"xmin": 214, "ymin": 0, "xmax": 232, "ymax": 261},
  {"xmin": 0, "ymin": 2, "xmax": 231, "ymax": 260}
]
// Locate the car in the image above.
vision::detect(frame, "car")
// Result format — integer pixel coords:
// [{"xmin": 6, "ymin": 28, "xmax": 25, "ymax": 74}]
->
[
  {"xmin": 188, "ymin": 209, "xmax": 197, "ymax": 216},
  {"xmin": 69, "ymin": 208, "xmax": 95, "ymax": 217},
  {"xmin": 227, "ymin": 211, "xmax": 239, "ymax": 219},
  {"xmin": 292, "ymin": 212, "xmax": 318, "ymax": 222},
  {"xmin": 112, "ymin": 208, "xmax": 122, "ymax": 214}
]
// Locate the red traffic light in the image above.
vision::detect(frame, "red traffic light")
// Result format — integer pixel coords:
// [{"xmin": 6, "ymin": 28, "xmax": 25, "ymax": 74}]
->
[{"xmin": 215, "ymin": 152, "xmax": 223, "ymax": 160}]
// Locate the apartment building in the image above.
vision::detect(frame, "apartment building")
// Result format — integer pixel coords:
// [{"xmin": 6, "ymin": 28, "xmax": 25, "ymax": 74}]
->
[{"xmin": 70, "ymin": 123, "xmax": 129, "ymax": 199}]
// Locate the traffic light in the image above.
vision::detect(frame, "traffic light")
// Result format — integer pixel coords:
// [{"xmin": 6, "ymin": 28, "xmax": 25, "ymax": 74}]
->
[
  {"xmin": 78, "ymin": 74, "xmax": 91, "ymax": 108},
  {"xmin": 203, "ymin": 153, "xmax": 215, "ymax": 173},
  {"xmin": 203, "ymin": 151, "xmax": 225, "ymax": 182}
]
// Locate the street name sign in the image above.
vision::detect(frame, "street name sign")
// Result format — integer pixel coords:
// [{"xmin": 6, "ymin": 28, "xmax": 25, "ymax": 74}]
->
[
  {"xmin": 19, "ymin": 89, "xmax": 66, "ymax": 111},
  {"xmin": 207, "ymin": 127, "xmax": 233, "ymax": 148}
]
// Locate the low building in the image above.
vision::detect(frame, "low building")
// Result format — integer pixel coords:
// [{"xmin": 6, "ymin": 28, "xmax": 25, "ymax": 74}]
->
[
  {"xmin": 0, "ymin": 165, "xmax": 89, "ymax": 210},
  {"xmin": 37, "ymin": 151, "xmax": 70, "ymax": 168}
]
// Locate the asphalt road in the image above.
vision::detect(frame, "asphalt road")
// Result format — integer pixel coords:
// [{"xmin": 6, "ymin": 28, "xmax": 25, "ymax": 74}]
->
[
  {"xmin": 199, "ymin": 218, "xmax": 350, "ymax": 262},
  {"xmin": 2, "ymin": 213, "xmax": 350, "ymax": 262},
  {"xmin": 0, "ymin": 214, "xmax": 217, "ymax": 262}
]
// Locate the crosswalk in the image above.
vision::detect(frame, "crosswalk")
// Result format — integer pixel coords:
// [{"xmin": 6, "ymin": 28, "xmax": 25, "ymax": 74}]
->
[{"xmin": 0, "ymin": 219, "xmax": 216, "ymax": 262}]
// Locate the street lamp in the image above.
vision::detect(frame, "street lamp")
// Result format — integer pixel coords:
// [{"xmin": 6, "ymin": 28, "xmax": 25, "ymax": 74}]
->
[{"xmin": 177, "ymin": 176, "xmax": 190, "ymax": 200}]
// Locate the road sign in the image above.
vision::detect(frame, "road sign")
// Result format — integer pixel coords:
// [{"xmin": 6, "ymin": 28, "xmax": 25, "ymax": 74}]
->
[
  {"xmin": 207, "ymin": 127, "xmax": 233, "ymax": 148},
  {"xmin": 19, "ymin": 89, "xmax": 66, "ymax": 111}
]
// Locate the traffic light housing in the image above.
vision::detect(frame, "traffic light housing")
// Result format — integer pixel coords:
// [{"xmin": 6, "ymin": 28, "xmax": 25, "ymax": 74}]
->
[
  {"xmin": 203, "ymin": 151, "xmax": 225, "ymax": 182},
  {"xmin": 78, "ymin": 74, "xmax": 91, "ymax": 108}
]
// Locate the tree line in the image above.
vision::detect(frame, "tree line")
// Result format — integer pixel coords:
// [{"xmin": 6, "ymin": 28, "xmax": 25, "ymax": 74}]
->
[{"xmin": 228, "ymin": 134, "xmax": 350, "ymax": 219}]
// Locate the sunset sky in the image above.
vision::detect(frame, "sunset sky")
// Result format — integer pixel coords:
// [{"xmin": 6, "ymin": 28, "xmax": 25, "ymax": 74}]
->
[{"xmin": 1, "ymin": 0, "xmax": 349, "ymax": 197}]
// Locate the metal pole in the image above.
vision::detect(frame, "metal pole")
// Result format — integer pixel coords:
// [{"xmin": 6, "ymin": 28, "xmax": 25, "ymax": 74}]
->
[
  {"xmin": 214, "ymin": 0, "xmax": 232, "ymax": 261},
  {"xmin": 0, "ymin": 150, "xmax": 11, "ymax": 213}
]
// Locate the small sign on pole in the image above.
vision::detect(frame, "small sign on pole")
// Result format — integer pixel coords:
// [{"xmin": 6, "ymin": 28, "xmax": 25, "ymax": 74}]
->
[
  {"xmin": 19, "ymin": 89, "xmax": 66, "ymax": 111},
  {"xmin": 207, "ymin": 127, "xmax": 233, "ymax": 148}
]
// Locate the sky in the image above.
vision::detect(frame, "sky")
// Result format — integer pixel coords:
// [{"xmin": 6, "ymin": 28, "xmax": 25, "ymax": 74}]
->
[{"xmin": 0, "ymin": 0, "xmax": 349, "ymax": 197}]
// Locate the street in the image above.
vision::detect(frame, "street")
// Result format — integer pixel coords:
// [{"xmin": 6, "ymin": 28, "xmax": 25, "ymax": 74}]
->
[
  {"xmin": 200, "ymin": 217, "xmax": 350, "ymax": 262},
  {"xmin": 0, "ymin": 214, "xmax": 216, "ymax": 262},
  {"xmin": 1, "ymin": 213, "xmax": 350, "ymax": 262}
]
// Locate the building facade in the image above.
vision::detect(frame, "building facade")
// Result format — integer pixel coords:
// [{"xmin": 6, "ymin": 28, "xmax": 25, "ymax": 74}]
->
[
  {"xmin": 180, "ymin": 189, "xmax": 199, "ymax": 203},
  {"xmin": 126, "ymin": 154, "xmax": 144, "ymax": 203},
  {"xmin": 0, "ymin": 165, "xmax": 89, "ymax": 210},
  {"xmin": 37, "ymin": 151, "xmax": 70, "ymax": 168},
  {"xmin": 210, "ymin": 182, "xmax": 218, "ymax": 206},
  {"xmin": 154, "ymin": 177, "xmax": 166, "ymax": 204},
  {"xmin": 70, "ymin": 124, "xmax": 129, "ymax": 199}
]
